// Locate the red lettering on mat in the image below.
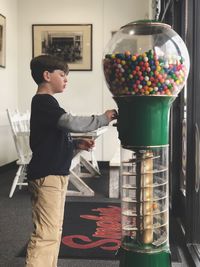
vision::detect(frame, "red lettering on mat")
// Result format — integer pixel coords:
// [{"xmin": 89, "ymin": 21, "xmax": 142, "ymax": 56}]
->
[{"xmin": 62, "ymin": 205, "xmax": 121, "ymax": 251}]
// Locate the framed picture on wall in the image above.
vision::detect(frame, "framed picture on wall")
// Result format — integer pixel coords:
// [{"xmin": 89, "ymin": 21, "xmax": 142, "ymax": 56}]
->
[
  {"xmin": 32, "ymin": 24, "xmax": 92, "ymax": 71},
  {"xmin": 0, "ymin": 14, "xmax": 6, "ymax": 68}
]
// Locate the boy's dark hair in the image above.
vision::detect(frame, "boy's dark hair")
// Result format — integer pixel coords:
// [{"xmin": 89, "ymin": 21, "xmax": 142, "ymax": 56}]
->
[{"xmin": 30, "ymin": 54, "xmax": 69, "ymax": 85}]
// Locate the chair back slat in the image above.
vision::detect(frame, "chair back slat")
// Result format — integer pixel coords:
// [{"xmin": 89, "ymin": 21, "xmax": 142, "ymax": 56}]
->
[{"xmin": 6, "ymin": 109, "xmax": 32, "ymax": 164}]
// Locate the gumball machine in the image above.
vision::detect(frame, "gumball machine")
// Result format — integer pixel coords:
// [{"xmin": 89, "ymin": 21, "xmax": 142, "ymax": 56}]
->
[{"xmin": 103, "ymin": 21, "xmax": 190, "ymax": 267}]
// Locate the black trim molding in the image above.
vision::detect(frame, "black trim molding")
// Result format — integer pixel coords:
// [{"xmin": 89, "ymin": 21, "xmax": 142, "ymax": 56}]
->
[{"xmin": 0, "ymin": 161, "xmax": 17, "ymax": 174}]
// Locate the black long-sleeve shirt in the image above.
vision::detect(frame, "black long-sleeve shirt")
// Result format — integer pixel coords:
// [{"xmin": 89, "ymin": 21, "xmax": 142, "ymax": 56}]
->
[{"xmin": 27, "ymin": 94, "xmax": 109, "ymax": 180}]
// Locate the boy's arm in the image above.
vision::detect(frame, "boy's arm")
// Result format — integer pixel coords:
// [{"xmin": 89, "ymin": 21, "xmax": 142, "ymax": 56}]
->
[{"xmin": 57, "ymin": 110, "xmax": 117, "ymax": 133}]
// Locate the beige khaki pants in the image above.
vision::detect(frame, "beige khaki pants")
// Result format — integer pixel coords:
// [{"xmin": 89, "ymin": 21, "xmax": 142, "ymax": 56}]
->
[{"xmin": 25, "ymin": 175, "xmax": 69, "ymax": 267}]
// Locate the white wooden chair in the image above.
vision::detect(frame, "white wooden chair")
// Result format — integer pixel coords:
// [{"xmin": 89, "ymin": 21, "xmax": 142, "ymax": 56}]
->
[{"xmin": 6, "ymin": 109, "xmax": 32, "ymax": 198}]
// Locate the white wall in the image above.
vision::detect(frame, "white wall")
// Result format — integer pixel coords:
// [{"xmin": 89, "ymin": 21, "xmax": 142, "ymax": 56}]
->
[
  {"xmin": 0, "ymin": 0, "xmax": 18, "ymax": 166},
  {"xmin": 0, "ymin": 0, "xmax": 151, "ymax": 166}
]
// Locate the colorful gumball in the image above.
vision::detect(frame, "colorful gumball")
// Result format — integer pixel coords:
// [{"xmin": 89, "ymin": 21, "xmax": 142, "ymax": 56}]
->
[{"xmin": 103, "ymin": 48, "xmax": 188, "ymax": 96}]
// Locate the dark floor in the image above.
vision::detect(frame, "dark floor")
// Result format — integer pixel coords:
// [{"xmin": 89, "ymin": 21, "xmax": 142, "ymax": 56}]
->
[{"xmin": 0, "ymin": 163, "xmax": 192, "ymax": 267}]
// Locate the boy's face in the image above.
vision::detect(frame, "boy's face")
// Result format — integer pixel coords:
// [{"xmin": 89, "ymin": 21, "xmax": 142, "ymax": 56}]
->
[{"xmin": 44, "ymin": 69, "xmax": 68, "ymax": 94}]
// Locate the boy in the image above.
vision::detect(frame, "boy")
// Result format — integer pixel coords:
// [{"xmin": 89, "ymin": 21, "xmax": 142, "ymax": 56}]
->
[{"xmin": 25, "ymin": 54, "xmax": 117, "ymax": 267}]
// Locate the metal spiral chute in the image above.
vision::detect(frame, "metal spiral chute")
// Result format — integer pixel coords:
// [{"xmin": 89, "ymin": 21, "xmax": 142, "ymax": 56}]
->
[{"xmin": 121, "ymin": 147, "xmax": 169, "ymax": 253}]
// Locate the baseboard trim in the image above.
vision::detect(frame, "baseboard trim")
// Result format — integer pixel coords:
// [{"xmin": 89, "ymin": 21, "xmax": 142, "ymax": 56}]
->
[{"xmin": 0, "ymin": 161, "xmax": 17, "ymax": 174}]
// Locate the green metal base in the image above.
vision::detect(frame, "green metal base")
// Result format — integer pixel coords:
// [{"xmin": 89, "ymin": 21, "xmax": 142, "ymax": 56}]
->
[
  {"xmin": 119, "ymin": 247, "xmax": 172, "ymax": 267},
  {"xmin": 114, "ymin": 95, "xmax": 176, "ymax": 147}
]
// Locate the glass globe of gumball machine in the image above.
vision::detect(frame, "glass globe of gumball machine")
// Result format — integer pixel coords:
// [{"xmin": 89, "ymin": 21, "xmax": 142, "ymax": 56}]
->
[{"xmin": 103, "ymin": 21, "xmax": 190, "ymax": 267}]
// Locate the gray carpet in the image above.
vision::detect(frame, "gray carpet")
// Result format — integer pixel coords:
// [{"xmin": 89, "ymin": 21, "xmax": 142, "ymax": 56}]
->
[{"xmin": 0, "ymin": 165, "xmax": 191, "ymax": 267}]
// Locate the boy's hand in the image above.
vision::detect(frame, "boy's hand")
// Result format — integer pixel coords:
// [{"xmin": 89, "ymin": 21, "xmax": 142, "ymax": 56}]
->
[
  {"xmin": 76, "ymin": 138, "xmax": 95, "ymax": 151},
  {"xmin": 105, "ymin": 109, "xmax": 118, "ymax": 122}
]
